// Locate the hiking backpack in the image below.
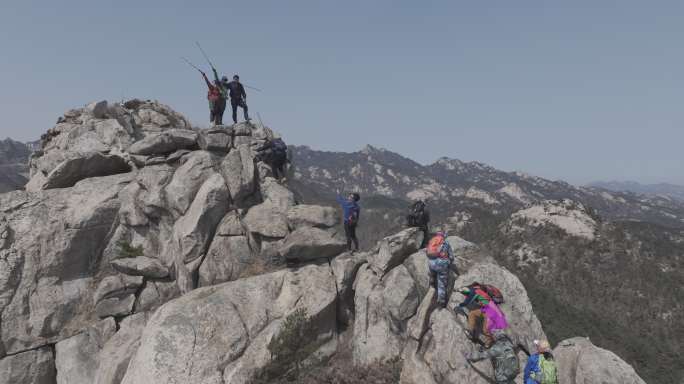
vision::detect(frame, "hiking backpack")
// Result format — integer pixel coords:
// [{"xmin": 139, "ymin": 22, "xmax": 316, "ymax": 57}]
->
[
  {"xmin": 482, "ymin": 284, "xmax": 505, "ymax": 305},
  {"xmin": 272, "ymin": 138, "xmax": 287, "ymax": 155},
  {"xmin": 426, "ymin": 234, "xmax": 449, "ymax": 260},
  {"xmin": 407, "ymin": 201, "xmax": 427, "ymax": 227},
  {"xmin": 538, "ymin": 355, "xmax": 559, "ymax": 384},
  {"xmin": 493, "ymin": 338, "xmax": 520, "ymax": 382}
]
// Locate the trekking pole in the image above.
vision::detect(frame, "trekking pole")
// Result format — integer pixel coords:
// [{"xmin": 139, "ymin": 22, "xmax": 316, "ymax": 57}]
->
[
  {"xmin": 196, "ymin": 41, "xmax": 263, "ymax": 92},
  {"xmin": 180, "ymin": 56, "xmax": 202, "ymax": 72},
  {"xmin": 195, "ymin": 41, "xmax": 216, "ymax": 70},
  {"xmin": 257, "ymin": 112, "xmax": 265, "ymax": 130},
  {"xmin": 244, "ymin": 84, "xmax": 263, "ymax": 92}
]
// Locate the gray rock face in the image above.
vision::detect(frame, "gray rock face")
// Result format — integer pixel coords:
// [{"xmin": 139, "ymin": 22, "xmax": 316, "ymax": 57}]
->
[
  {"xmin": 121, "ymin": 264, "xmax": 337, "ymax": 384},
  {"xmin": 56, "ymin": 330, "xmax": 104, "ymax": 384},
  {"xmin": 94, "ymin": 275, "xmax": 143, "ymax": 303},
  {"xmin": 352, "ymin": 263, "xmax": 420, "ymax": 365},
  {"xmin": 220, "ymin": 144, "xmax": 256, "ymax": 206},
  {"xmin": 96, "ymin": 294, "xmax": 136, "ymax": 318},
  {"xmin": 111, "ymin": 256, "xmax": 169, "ymax": 278},
  {"xmin": 0, "ymin": 347, "xmax": 55, "ymax": 384},
  {"xmin": 368, "ymin": 227, "xmax": 424, "ymax": 277},
  {"xmin": 243, "ymin": 202, "xmax": 290, "ymax": 238},
  {"xmin": 94, "ymin": 313, "xmax": 149, "ymax": 384},
  {"xmin": 36, "ymin": 152, "xmax": 131, "ymax": 191},
  {"xmin": 199, "ymin": 129, "xmax": 232, "ymax": 152},
  {"xmin": 127, "ymin": 129, "xmax": 198, "ymax": 155},
  {"xmin": 0, "ymin": 100, "xmax": 648, "ymax": 384},
  {"xmin": 198, "ymin": 235, "xmax": 252, "ymax": 286},
  {"xmin": 260, "ymin": 177, "xmax": 296, "ymax": 210},
  {"xmin": 286, "ymin": 204, "xmax": 339, "ymax": 229},
  {"xmin": 1, "ymin": 173, "xmax": 132, "ymax": 355},
  {"xmin": 278, "ymin": 226, "xmax": 347, "ymax": 261},
  {"xmin": 554, "ymin": 337, "xmax": 647, "ymax": 384},
  {"xmin": 163, "ymin": 150, "xmax": 219, "ymax": 216},
  {"xmin": 86, "ymin": 100, "xmax": 109, "ymax": 119}
]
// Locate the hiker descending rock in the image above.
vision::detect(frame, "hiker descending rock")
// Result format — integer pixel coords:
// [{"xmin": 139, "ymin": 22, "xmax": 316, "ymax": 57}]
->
[
  {"xmin": 524, "ymin": 339, "xmax": 559, "ymax": 384},
  {"xmin": 336, "ymin": 190, "xmax": 360, "ymax": 253},
  {"xmin": 465, "ymin": 330, "xmax": 523, "ymax": 384},
  {"xmin": 201, "ymin": 70, "xmax": 225, "ymax": 126},
  {"xmin": 407, "ymin": 199, "xmax": 430, "ymax": 247},
  {"xmin": 223, "ymin": 74, "xmax": 249, "ymax": 124},
  {"xmin": 255, "ymin": 137, "xmax": 289, "ymax": 180},
  {"xmin": 456, "ymin": 282, "xmax": 508, "ymax": 347},
  {"xmin": 426, "ymin": 231, "xmax": 454, "ymax": 308}
]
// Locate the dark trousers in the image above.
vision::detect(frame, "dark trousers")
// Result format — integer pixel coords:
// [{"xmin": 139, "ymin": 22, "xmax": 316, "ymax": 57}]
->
[
  {"xmin": 210, "ymin": 99, "xmax": 226, "ymax": 125},
  {"xmin": 344, "ymin": 222, "xmax": 358, "ymax": 251},
  {"xmin": 231, "ymin": 98, "xmax": 249, "ymax": 123}
]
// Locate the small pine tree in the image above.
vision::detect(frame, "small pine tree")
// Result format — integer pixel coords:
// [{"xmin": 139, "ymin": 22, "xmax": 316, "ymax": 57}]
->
[
  {"xmin": 266, "ymin": 308, "xmax": 313, "ymax": 379},
  {"xmin": 116, "ymin": 240, "xmax": 144, "ymax": 258}
]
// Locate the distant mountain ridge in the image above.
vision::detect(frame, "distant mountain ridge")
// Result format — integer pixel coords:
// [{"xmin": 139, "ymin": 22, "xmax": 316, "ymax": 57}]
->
[
  {"xmin": 0, "ymin": 138, "xmax": 31, "ymax": 193},
  {"xmin": 288, "ymin": 144, "xmax": 684, "ymax": 383},
  {"xmin": 589, "ymin": 180, "xmax": 684, "ymax": 202},
  {"xmin": 290, "ymin": 144, "xmax": 684, "ymax": 229}
]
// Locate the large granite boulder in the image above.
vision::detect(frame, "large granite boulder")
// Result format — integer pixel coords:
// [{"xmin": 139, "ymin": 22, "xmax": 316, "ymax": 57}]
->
[
  {"xmin": 554, "ymin": 337, "xmax": 647, "ymax": 384},
  {"xmin": 287, "ymin": 204, "xmax": 338, "ymax": 229},
  {"xmin": 35, "ymin": 152, "xmax": 131, "ymax": 191},
  {"xmin": 278, "ymin": 226, "xmax": 347, "ymax": 261},
  {"xmin": 126, "ymin": 129, "xmax": 198, "ymax": 155},
  {"xmin": 368, "ymin": 227, "xmax": 424, "ymax": 277},
  {"xmin": 0, "ymin": 347, "xmax": 55, "ymax": 384},
  {"xmin": 121, "ymin": 264, "xmax": 337, "ymax": 384}
]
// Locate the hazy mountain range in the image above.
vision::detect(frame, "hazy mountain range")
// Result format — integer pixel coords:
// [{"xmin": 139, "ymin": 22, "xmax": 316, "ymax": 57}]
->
[{"xmin": 589, "ymin": 180, "xmax": 684, "ymax": 202}]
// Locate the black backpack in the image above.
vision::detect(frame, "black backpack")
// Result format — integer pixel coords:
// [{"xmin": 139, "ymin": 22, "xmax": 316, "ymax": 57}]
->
[{"xmin": 407, "ymin": 201, "xmax": 427, "ymax": 227}]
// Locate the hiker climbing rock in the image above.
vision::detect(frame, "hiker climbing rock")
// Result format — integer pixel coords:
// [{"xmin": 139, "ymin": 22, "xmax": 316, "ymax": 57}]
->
[
  {"xmin": 456, "ymin": 282, "xmax": 507, "ymax": 347},
  {"xmin": 226, "ymin": 75, "xmax": 250, "ymax": 124},
  {"xmin": 256, "ymin": 137, "xmax": 289, "ymax": 180},
  {"xmin": 426, "ymin": 231, "xmax": 454, "ymax": 308},
  {"xmin": 465, "ymin": 330, "xmax": 522, "ymax": 384},
  {"xmin": 524, "ymin": 339, "xmax": 559, "ymax": 384},
  {"xmin": 336, "ymin": 190, "xmax": 360, "ymax": 253},
  {"xmin": 201, "ymin": 70, "xmax": 225, "ymax": 126},
  {"xmin": 407, "ymin": 200, "xmax": 430, "ymax": 247}
]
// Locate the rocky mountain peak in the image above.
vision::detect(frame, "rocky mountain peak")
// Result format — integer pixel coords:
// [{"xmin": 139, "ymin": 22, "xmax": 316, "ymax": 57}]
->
[{"xmin": 0, "ymin": 100, "xmax": 649, "ymax": 383}]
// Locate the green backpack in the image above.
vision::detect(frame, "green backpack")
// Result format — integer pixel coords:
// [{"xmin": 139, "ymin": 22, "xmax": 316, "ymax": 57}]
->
[{"xmin": 538, "ymin": 355, "xmax": 558, "ymax": 384}]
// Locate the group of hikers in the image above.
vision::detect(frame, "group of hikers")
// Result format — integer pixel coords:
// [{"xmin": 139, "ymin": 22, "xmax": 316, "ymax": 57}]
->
[
  {"xmin": 188, "ymin": 55, "xmax": 558, "ymax": 384},
  {"xmin": 332, "ymin": 197, "xmax": 559, "ymax": 384},
  {"xmin": 200, "ymin": 68, "xmax": 250, "ymax": 126}
]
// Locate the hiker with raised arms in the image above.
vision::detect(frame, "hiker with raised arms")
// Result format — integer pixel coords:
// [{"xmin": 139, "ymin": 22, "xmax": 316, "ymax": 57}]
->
[
  {"xmin": 200, "ymin": 70, "xmax": 225, "ymax": 126},
  {"xmin": 426, "ymin": 230, "xmax": 454, "ymax": 308},
  {"xmin": 336, "ymin": 190, "xmax": 360, "ymax": 253}
]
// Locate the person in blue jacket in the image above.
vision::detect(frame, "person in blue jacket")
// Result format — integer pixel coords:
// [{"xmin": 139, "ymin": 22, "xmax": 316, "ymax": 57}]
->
[
  {"xmin": 336, "ymin": 190, "xmax": 360, "ymax": 253},
  {"xmin": 524, "ymin": 339, "xmax": 558, "ymax": 384}
]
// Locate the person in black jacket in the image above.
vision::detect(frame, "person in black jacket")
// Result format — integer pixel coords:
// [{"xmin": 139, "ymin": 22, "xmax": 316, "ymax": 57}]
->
[{"xmin": 225, "ymin": 75, "xmax": 250, "ymax": 124}]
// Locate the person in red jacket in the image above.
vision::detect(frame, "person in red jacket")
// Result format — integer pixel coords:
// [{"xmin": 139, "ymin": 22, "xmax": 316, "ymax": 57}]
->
[{"xmin": 200, "ymin": 70, "xmax": 226, "ymax": 126}]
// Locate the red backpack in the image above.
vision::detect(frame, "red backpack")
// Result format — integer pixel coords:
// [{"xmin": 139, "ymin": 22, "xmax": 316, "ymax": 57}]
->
[
  {"xmin": 426, "ymin": 234, "xmax": 449, "ymax": 260},
  {"xmin": 470, "ymin": 283, "xmax": 504, "ymax": 305},
  {"xmin": 483, "ymin": 284, "xmax": 504, "ymax": 305}
]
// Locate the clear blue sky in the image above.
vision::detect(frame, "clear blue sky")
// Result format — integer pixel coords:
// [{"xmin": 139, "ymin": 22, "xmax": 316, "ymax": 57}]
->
[{"xmin": 1, "ymin": 0, "xmax": 682, "ymax": 184}]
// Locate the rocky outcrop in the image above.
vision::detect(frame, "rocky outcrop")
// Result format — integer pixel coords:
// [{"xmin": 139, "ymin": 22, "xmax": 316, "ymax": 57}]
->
[
  {"xmin": 554, "ymin": 337, "xmax": 647, "ymax": 384},
  {"xmin": 121, "ymin": 264, "xmax": 337, "ymax": 384},
  {"xmin": 0, "ymin": 347, "xmax": 55, "ymax": 384},
  {"xmin": 0, "ymin": 100, "xmax": 649, "ymax": 384},
  {"xmin": 278, "ymin": 227, "xmax": 347, "ymax": 262}
]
